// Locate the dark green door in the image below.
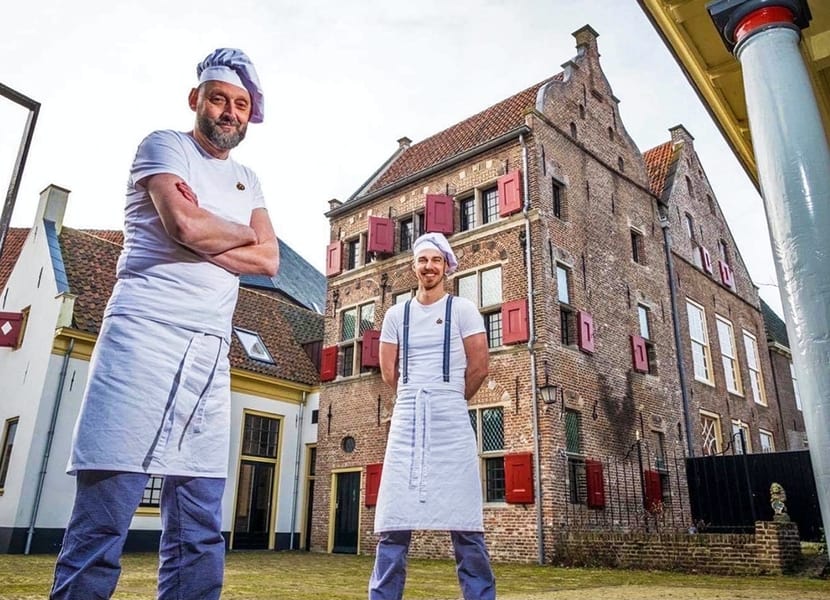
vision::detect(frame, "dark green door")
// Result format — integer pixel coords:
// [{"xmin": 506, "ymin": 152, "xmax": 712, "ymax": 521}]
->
[
  {"xmin": 233, "ymin": 460, "xmax": 274, "ymax": 549},
  {"xmin": 332, "ymin": 471, "xmax": 360, "ymax": 553}
]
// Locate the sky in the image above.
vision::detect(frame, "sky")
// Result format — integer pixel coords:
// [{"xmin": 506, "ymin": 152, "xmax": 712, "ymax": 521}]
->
[{"xmin": 0, "ymin": 0, "xmax": 784, "ymax": 316}]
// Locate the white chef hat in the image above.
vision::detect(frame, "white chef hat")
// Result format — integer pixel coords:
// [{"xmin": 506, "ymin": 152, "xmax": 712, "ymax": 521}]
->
[
  {"xmin": 197, "ymin": 48, "xmax": 264, "ymax": 124},
  {"xmin": 412, "ymin": 232, "xmax": 458, "ymax": 275}
]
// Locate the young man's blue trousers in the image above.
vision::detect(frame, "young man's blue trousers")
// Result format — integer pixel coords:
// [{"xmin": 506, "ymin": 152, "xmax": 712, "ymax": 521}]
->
[
  {"xmin": 50, "ymin": 470, "xmax": 226, "ymax": 600},
  {"xmin": 368, "ymin": 530, "xmax": 496, "ymax": 600}
]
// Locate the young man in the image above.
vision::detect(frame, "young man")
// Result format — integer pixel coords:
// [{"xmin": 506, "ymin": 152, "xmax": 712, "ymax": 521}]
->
[
  {"xmin": 51, "ymin": 48, "xmax": 278, "ymax": 600},
  {"xmin": 369, "ymin": 232, "xmax": 496, "ymax": 600}
]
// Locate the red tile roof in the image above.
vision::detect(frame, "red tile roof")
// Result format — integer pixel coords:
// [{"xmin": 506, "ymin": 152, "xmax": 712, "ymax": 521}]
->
[
  {"xmin": 0, "ymin": 228, "xmax": 29, "ymax": 292},
  {"xmin": 1, "ymin": 225, "xmax": 321, "ymax": 385},
  {"xmin": 362, "ymin": 74, "xmax": 562, "ymax": 197},
  {"xmin": 643, "ymin": 140, "xmax": 678, "ymax": 199}
]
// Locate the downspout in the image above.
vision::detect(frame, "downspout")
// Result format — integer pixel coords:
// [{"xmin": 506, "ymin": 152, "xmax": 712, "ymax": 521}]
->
[
  {"xmin": 25, "ymin": 338, "xmax": 73, "ymax": 555},
  {"xmin": 659, "ymin": 215, "xmax": 694, "ymax": 457},
  {"xmin": 288, "ymin": 392, "xmax": 306, "ymax": 550},
  {"xmin": 519, "ymin": 134, "xmax": 545, "ymax": 565}
]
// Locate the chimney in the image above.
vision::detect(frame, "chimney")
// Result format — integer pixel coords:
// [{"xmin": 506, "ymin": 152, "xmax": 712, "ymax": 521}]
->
[
  {"xmin": 397, "ymin": 137, "xmax": 412, "ymax": 150},
  {"xmin": 328, "ymin": 198, "xmax": 343, "ymax": 211},
  {"xmin": 573, "ymin": 25, "xmax": 600, "ymax": 57},
  {"xmin": 36, "ymin": 184, "xmax": 70, "ymax": 234},
  {"xmin": 669, "ymin": 124, "xmax": 695, "ymax": 148}
]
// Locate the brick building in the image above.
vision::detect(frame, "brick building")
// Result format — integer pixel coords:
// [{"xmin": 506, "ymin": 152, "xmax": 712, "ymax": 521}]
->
[{"xmin": 311, "ymin": 26, "xmax": 802, "ymax": 562}]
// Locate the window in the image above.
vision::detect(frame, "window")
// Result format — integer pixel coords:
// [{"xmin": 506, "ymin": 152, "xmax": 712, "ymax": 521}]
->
[
  {"xmin": 687, "ymin": 300, "xmax": 713, "ymax": 384},
  {"xmin": 564, "ymin": 409, "xmax": 585, "ymax": 504},
  {"xmin": 459, "ymin": 197, "xmax": 475, "ymax": 231},
  {"xmin": 0, "ymin": 418, "xmax": 18, "ymax": 489},
  {"xmin": 630, "ymin": 229, "xmax": 645, "ymax": 264},
  {"xmin": 242, "ymin": 413, "xmax": 280, "ymax": 458},
  {"xmin": 790, "ymin": 362, "xmax": 802, "ymax": 411},
  {"xmin": 399, "ymin": 213, "xmax": 424, "ymax": 252},
  {"xmin": 684, "ymin": 213, "xmax": 695, "ymax": 241},
  {"xmin": 557, "ymin": 264, "xmax": 576, "ymax": 346},
  {"xmin": 552, "ymin": 180, "xmax": 565, "ymax": 220},
  {"xmin": 339, "ymin": 301, "xmax": 376, "ymax": 377},
  {"xmin": 393, "ymin": 290, "xmax": 413, "ymax": 305},
  {"xmin": 234, "ymin": 328, "xmax": 275, "ymax": 364},
  {"xmin": 700, "ymin": 411, "xmax": 722, "ymax": 456},
  {"xmin": 457, "ymin": 267, "xmax": 503, "ymax": 349},
  {"xmin": 653, "ymin": 430, "xmax": 667, "ymax": 471},
  {"xmin": 731, "ymin": 420, "xmax": 751, "ymax": 454},
  {"xmin": 716, "ymin": 316, "xmax": 742, "ymax": 395},
  {"xmin": 743, "ymin": 331, "xmax": 766, "ymax": 405},
  {"xmin": 469, "ymin": 407, "xmax": 505, "ymax": 502},
  {"xmin": 718, "ymin": 239, "xmax": 730, "ymax": 265},
  {"xmin": 346, "ymin": 237, "xmax": 362, "ymax": 270},
  {"xmin": 759, "ymin": 429, "xmax": 775, "ymax": 453},
  {"xmin": 638, "ymin": 304, "xmax": 657, "ymax": 374},
  {"xmin": 458, "ymin": 185, "xmax": 501, "ymax": 232},
  {"xmin": 140, "ymin": 476, "xmax": 164, "ymax": 508}
]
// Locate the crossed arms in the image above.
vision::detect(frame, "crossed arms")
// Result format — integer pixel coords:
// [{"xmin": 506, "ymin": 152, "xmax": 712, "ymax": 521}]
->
[{"xmin": 143, "ymin": 173, "xmax": 279, "ymax": 276}]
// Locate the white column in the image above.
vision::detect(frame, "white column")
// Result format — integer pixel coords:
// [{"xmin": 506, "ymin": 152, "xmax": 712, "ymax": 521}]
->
[{"xmin": 736, "ymin": 20, "xmax": 830, "ymax": 540}]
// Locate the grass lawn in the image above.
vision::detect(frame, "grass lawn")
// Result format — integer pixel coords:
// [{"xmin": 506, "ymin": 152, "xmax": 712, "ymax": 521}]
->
[{"xmin": 2, "ymin": 550, "xmax": 828, "ymax": 599}]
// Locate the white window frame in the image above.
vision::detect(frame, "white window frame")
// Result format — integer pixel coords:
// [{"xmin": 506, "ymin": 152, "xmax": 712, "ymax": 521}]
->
[
  {"xmin": 687, "ymin": 300, "xmax": 714, "ymax": 385},
  {"xmin": 234, "ymin": 328, "xmax": 275, "ymax": 364},
  {"xmin": 456, "ymin": 265, "xmax": 503, "ymax": 349},
  {"xmin": 468, "ymin": 405, "xmax": 505, "ymax": 503},
  {"xmin": 716, "ymin": 315, "xmax": 742, "ymax": 395},
  {"xmin": 743, "ymin": 330, "xmax": 767, "ymax": 406},
  {"xmin": 458, "ymin": 181, "xmax": 501, "ymax": 232},
  {"xmin": 759, "ymin": 429, "xmax": 775, "ymax": 453},
  {"xmin": 339, "ymin": 300, "xmax": 376, "ymax": 377}
]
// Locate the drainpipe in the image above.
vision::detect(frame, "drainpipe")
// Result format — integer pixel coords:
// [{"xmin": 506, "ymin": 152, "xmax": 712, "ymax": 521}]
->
[
  {"xmin": 519, "ymin": 134, "xmax": 545, "ymax": 565},
  {"xmin": 25, "ymin": 338, "xmax": 73, "ymax": 555},
  {"xmin": 288, "ymin": 392, "xmax": 306, "ymax": 550},
  {"xmin": 708, "ymin": 0, "xmax": 830, "ymax": 542},
  {"xmin": 659, "ymin": 215, "xmax": 694, "ymax": 457}
]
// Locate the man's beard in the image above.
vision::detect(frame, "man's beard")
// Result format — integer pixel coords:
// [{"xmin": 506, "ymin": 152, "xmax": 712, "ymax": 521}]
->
[
  {"xmin": 417, "ymin": 271, "xmax": 444, "ymax": 291},
  {"xmin": 198, "ymin": 114, "xmax": 247, "ymax": 150}
]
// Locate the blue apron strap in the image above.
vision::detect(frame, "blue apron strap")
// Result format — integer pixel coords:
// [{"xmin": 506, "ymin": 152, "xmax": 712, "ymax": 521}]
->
[
  {"xmin": 402, "ymin": 299, "xmax": 411, "ymax": 384},
  {"xmin": 443, "ymin": 295, "xmax": 453, "ymax": 382}
]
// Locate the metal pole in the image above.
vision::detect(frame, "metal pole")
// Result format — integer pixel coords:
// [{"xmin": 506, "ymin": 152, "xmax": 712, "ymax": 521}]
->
[
  {"xmin": 708, "ymin": 0, "xmax": 830, "ymax": 542},
  {"xmin": 0, "ymin": 83, "xmax": 40, "ymax": 262}
]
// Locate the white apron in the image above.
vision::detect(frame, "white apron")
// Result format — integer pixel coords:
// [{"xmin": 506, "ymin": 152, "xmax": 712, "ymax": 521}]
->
[
  {"xmin": 68, "ymin": 314, "xmax": 231, "ymax": 478},
  {"xmin": 374, "ymin": 297, "xmax": 484, "ymax": 532}
]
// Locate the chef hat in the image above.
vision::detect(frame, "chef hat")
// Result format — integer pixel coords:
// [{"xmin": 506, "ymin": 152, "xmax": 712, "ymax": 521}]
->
[
  {"xmin": 412, "ymin": 232, "xmax": 458, "ymax": 275},
  {"xmin": 196, "ymin": 48, "xmax": 264, "ymax": 124}
]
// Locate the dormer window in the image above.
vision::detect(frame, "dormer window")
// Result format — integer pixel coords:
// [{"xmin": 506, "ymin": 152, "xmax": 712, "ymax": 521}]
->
[{"xmin": 234, "ymin": 328, "xmax": 275, "ymax": 364}]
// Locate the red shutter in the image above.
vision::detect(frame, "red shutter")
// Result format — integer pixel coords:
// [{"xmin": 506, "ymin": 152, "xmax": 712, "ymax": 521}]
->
[
  {"xmin": 325, "ymin": 241, "xmax": 343, "ymax": 277},
  {"xmin": 0, "ymin": 312, "xmax": 24, "ymax": 348},
  {"xmin": 585, "ymin": 459, "xmax": 606, "ymax": 509},
  {"xmin": 630, "ymin": 335, "xmax": 649, "ymax": 373},
  {"xmin": 497, "ymin": 170, "xmax": 523, "ymax": 217},
  {"xmin": 643, "ymin": 469, "xmax": 663, "ymax": 513},
  {"xmin": 504, "ymin": 452, "xmax": 534, "ymax": 504},
  {"xmin": 719, "ymin": 260, "xmax": 734, "ymax": 288},
  {"xmin": 501, "ymin": 299, "xmax": 529, "ymax": 345},
  {"xmin": 365, "ymin": 463, "xmax": 383, "ymax": 507},
  {"xmin": 320, "ymin": 345, "xmax": 338, "ymax": 382},
  {"xmin": 700, "ymin": 246, "xmax": 713, "ymax": 274},
  {"xmin": 361, "ymin": 329, "xmax": 381, "ymax": 368},
  {"xmin": 367, "ymin": 216, "xmax": 394, "ymax": 254},
  {"xmin": 424, "ymin": 194, "xmax": 454, "ymax": 234},
  {"xmin": 577, "ymin": 311, "xmax": 594, "ymax": 354}
]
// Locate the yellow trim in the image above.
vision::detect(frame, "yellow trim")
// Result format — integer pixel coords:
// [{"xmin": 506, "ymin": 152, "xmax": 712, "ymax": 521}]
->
[
  {"xmin": 135, "ymin": 506, "xmax": 161, "ymax": 516},
  {"xmin": 230, "ymin": 368, "xmax": 315, "ymax": 403},
  {"xmin": 230, "ymin": 409, "xmax": 284, "ymax": 550},
  {"xmin": 52, "ymin": 328, "xmax": 97, "ymax": 360},
  {"xmin": 327, "ymin": 467, "xmax": 363, "ymax": 554}
]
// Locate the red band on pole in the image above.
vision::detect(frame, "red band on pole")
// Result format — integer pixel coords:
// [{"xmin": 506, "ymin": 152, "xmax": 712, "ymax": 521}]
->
[{"xmin": 735, "ymin": 6, "xmax": 795, "ymax": 43}]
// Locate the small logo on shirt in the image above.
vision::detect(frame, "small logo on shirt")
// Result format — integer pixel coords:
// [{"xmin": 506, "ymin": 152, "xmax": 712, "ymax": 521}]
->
[
  {"xmin": 436, "ymin": 318, "xmax": 443, "ymax": 324},
  {"xmin": 236, "ymin": 182, "xmax": 245, "ymax": 191}
]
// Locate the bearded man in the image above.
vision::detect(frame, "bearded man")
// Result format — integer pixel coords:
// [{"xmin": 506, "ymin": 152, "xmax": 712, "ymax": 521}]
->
[
  {"xmin": 50, "ymin": 48, "xmax": 278, "ymax": 600},
  {"xmin": 369, "ymin": 232, "xmax": 496, "ymax": 600}
]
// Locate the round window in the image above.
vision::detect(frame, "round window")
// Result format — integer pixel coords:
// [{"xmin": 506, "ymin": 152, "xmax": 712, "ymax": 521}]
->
[{"xmin": 341, "ymin": 436, "xmax": 356, "ymax": 453}]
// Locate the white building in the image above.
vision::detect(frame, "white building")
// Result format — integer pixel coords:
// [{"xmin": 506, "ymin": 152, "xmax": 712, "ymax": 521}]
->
[{"xmin": 0, "ymin": 185, "xmax": 324, "ymax": 553}]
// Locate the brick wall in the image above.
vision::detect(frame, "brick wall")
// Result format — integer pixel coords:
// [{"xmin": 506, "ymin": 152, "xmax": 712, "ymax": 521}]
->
[{"xmin": 552, "ymin": 521, "xmax": 801, "ymax": 575}]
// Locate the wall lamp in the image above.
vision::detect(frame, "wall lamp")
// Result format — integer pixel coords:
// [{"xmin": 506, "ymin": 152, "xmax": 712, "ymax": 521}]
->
[{"xmin": 538, "ymin": 360, "xmax": 560, "ymax": 405}]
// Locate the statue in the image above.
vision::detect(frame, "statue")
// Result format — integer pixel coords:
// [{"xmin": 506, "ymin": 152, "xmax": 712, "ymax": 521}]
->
[{"xmin": 770, "ymin": 482, "xmax": 790, "ymax": 522}]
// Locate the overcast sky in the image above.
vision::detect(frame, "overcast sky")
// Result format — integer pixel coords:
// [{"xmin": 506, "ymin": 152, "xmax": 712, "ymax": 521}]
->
[{"xmin": 0, "ymin": 0, "xmax": 784, "ymax": 316}]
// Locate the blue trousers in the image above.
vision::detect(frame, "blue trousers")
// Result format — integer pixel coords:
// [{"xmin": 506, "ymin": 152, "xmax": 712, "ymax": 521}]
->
[
  {"xmin": 51, "ymin": 470, "xmax": 226, "ymax": 600},
  {"xmin": 368, "ymin": 530, "xmax": 496, "ymax": 600}
]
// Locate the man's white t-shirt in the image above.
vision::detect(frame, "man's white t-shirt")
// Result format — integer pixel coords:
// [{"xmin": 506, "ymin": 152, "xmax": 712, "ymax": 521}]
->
[
  {"xmin": 380, "ymin": 294, "xmax": 485, "ymax": 386},
  {"xmin": 105, "ymin": 129, "xmax": 265, "ymax": 339}
]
